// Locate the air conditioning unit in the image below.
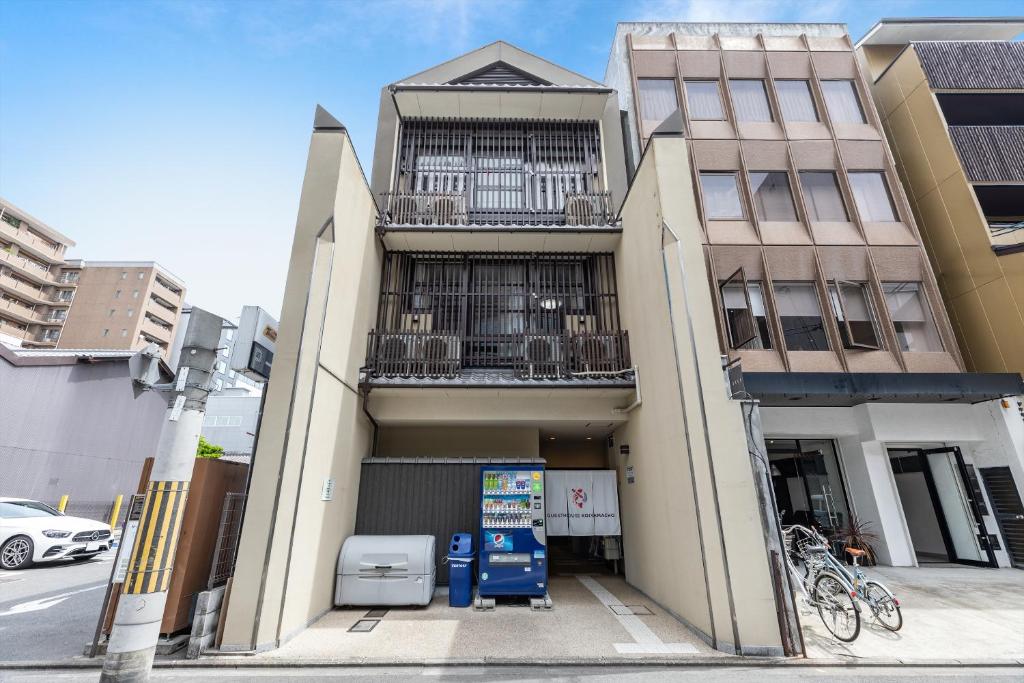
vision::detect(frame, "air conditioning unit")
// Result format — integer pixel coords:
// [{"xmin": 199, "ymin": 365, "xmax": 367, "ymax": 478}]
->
[
  {"xmin": 564, "ymin": 194, "xmax": 596, "ymax": 226},
  {"xmin": 430, "ymin": 195, "xmax": 466, "ymax": 226},
  {"xmin": 573, "ymin": 334, "xmax": 620, "ymax": 374},
  {"xmin": 376, "ymin": 333, "xmax": 420, "ymax": 377},
  {"xmin": 523, "ymin": 334, "xmax": 563, "ymax": 379},
  {"xmin": 389, "ymin": 194, "xmax": 419, "ymax": 225},
  {"xmin": 419, "ymin": 334, "xmax": 460, "ymax": 378}
]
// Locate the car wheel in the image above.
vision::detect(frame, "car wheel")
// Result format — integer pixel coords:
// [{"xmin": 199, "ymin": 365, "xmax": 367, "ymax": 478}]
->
[
  {"xmin": 73, "ymin": 553, "xmax": 100, "ymax": 562},
  {"xmin": 1, "ymin": 535, "xmax": 34, "ymax": 570}
]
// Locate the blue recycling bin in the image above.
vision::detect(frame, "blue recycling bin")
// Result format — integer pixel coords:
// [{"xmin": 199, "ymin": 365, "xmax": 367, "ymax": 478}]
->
[{"xmin": 448, "ymin": 533, "xmax": 474, "ymax": 607}]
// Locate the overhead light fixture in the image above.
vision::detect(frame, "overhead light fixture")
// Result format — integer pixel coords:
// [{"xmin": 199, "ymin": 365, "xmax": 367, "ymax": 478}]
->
[
  {"xmin": 548, "ymin": 436, "xmax": 556, "ymax": 440},
  {"xmin": 585, "ymin": 436, "xmax": 592, "ymax": 441}
]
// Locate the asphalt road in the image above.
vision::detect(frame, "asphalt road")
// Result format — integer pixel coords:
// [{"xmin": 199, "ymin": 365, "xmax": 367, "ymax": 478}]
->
[
  {"xmin": 0, "ymin": 547, "xmax": 116, "ymax": 662},
  {"xmin": 1, "ymin": 665, "xmax": 1022, "ymax": 682}
]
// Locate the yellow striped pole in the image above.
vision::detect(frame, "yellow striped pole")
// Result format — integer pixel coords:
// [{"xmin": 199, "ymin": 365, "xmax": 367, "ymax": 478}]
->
[
  {"xmin": 108, "ymin": 495, "xmax": 123, "ymax": 529},
  {"xmin": 122, "ymin": 481, "xmax": 189, "ymax": 595},
  {"xmin": 57, "ymin": 494, "xmax": 69, "ymax": 513}
]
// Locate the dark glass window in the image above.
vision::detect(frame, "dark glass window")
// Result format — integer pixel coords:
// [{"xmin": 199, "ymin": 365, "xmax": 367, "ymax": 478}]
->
[
  {"xmin": 773, "ymin": 282, "xmax": 829, "ymax": 351},
  {"xmin": 828, "ymin": 281, "xmax": 880, "ymax": 350},
  {"xmin": 720, "ymin": 269, "xmax": 772, "ymax": 350}
]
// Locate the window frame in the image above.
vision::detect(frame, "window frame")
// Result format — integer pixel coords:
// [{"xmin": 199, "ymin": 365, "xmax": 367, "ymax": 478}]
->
[
  {"xmin": 637, "ymin": 78, "xmax": 681, "ymax": 138},
  {"xmin": 775, "ymin": 79, "xmax": 820, "ymax": 123},
  {"xmin": 698, "ymin": 171, "xmax": 746, "ymax": 221},
  {"xmin": 798, "ymin": 171, "xmax": 850, "ymax": 222},
  {"xmin": 821, "ymin": 79, "xmax": 867, "ymax": 125},
  {"xmin": 828, "ymin": 279, "xmax": 881, "ymax": 351},
  {"xmin": 772, "ymin": 280, "xmax": 831, "ymax": 352},
  {"xmin": 683, "ymin": 80, "xmax": 726, "ymax": 121},
  {"xmin": 881, "ymin": 281, "xmax": 944, "ymax": 353},
  {"xmin": 720, "ymin": 267, "xmax": 758, "ymax": 349},
  {"xmin": 848, "ymin": 171, "xmax": 899, "ymax": 223},
  {"xmin": 727, "ymin": 79, "xmax": 774, "ymax": 123},
  {"xmin": 748, "ymin": 170, "xmax": 798, "ymax": 222}
]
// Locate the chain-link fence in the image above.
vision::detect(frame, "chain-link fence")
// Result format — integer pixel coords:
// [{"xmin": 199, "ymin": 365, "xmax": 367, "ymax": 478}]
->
[{"xmin": 208, "ymin": 493, "xmax": 247, "ymax": 589}]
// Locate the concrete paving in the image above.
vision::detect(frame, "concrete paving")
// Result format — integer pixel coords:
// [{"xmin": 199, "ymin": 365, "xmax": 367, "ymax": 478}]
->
[
  {"xmin": 259, "ymin": 575, "xmax": 718, "ymax": 663},
  {"xmin": 801, "ymin": 566, "xmax": 1024, "ymax": 661}
]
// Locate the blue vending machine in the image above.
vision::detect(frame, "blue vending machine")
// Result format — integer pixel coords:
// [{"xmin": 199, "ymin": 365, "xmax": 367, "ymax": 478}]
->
[{"xmin": 476, "ymin": 465, "xmax": 551, "ymax": 608}]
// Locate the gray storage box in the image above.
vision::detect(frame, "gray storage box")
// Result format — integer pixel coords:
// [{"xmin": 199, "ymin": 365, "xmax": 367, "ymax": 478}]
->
[{"xmin": 335, "ymin": 535, "xmax": 436, "ymax": 607}]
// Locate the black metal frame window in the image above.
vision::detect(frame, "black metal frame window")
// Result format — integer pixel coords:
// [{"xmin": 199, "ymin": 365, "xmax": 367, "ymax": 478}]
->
[
  {"xmin": 827, "ymin": 280, "xmax": 881, "ymax": 350},
  {"xmin": 388, "ymin": 119, "xmax": 608, "ymax": 226},
  {"xmin": 369, "ymin": 252, "xmax": 626, "ymax": 377}
]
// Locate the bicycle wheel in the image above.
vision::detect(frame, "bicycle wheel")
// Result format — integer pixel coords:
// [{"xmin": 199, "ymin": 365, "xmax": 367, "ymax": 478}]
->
[
  {"xmin": 813, "ymin": 572, "xmax": 861, "ymax": 642},
  {"xmin": 865, "ymin": 580, "xmax": 902, "ymax": 632}
]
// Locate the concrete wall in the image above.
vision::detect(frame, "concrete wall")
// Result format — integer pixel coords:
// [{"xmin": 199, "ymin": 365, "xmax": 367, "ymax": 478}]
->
[
  {"xmin": 863, "ymin": 44, "xmax": 1024, "ymax": 375},
  {"xmin": 611, "ymin": 135, "xmax": 782, "ymax": 655},
  {"xmin": 221, "ymin": 119, "xmax": 380, "ymax": 651},
  {"xmin": 377, "ymin": 426, "xmax": 539, "ymax": 459},
  {"xmin": 202, "ymin": 393, "xmax": 262, "ymax": 457},
  {"xmin": 0, "ymin": 357, "xmax": 166, "ymax": 509}
]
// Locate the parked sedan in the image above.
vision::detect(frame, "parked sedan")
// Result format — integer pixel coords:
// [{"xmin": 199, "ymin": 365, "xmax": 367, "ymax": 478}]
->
[{"xmin": 0, "ymin": 497, "xmax": 112, "ymax": 570}]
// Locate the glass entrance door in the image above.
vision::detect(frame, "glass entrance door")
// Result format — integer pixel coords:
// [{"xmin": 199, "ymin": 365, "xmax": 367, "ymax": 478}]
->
[
  {"xmin": 888, "ymin": 446, "xmax": 997, "ymax": 567},
  {"xmin": 767, "ymin": 439, "xmax": 851, "ymax": 541}
]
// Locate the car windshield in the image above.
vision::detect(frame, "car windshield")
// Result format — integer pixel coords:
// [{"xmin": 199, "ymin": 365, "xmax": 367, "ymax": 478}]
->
[{"xmin": 0, "ymin": 501, "xmax": 62, "ymax": 518}]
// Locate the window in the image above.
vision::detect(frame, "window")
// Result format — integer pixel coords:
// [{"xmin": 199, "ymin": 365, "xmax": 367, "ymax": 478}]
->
[
  {"xmin": 102, "ymin": 328, "xmax": 109, "ymax": 337},
  {"xmin": 120, "ymin": 328, "xmax": 128, "ymax": 337},
  {"xmin": 828, "ymin": 281, "xmax": 880, "ymax": 349},
  {"xmin": 749, "ymin": 172, "xmax": 797, "ymax": 222},
  {"xmin": 773, "ymin": 282, "xmax": 829, "ymax": 351},
  {"xmin": 120, "ymin": 271, "xmax": 127, "ymax": 280},
  {"xmin": 720, "ymin": 268, "xmax": 772, "ymax": 350},
  {"xmin": 137, "ymin": 272, "xmax": 145, "ymax": 280},
  {"xmin": 637, "ymin": 79, "xmax": 680, "ymax": 137},
  {"xmin": 216, "ymin": 360, "xmax": 226, "ymax": 373},
  {"xmin": 699, "ymin": 172, "xmax": 744, "ymax": 220},
  {"xmin": 799, "ymin": 172, "xmax": 848, "ymax": 222},
  {"xmin": 1, "ymin": 213, "xmax": 21, "ymax": 229},
  {"xmin": 109, "ymin": 309, "xmax": 116, "ymax": 317},
  {"xmin": 221, "ymin": 346, "xmax": 230, "ymax": 357},
  {"xmin": 776, "ymin": 80, "xmax": 818, "ymax": 122},
  {"xmin": 214, "ymin": 378, "xmax": 223, "ymax": 392},
  {"xmin": 684, "ymin": 80, "xmax": 724, "ymax": 120},
  {"xmin": 768, "ymin": 439, "xmax": 850, "ymax": 538},
  {"xmin": 849, "ymin": 172, "xmax": 898, "ymax": 222},
  {"xmin": 114, "ymin": 290, "xmax": 121, "ymax": 299},
  {"xmin": 729, "ymin": 80, "xmax": 773, "ymax": 122},
  {"xmin": 132, "ymin": 290, "xmax": 139, "ymax": 299},
  {"xmin": 821, "ymin": 80, "xmax": 866, "ymax": 124},
  {"xmin": 127, "ymin": 308, "xmax": 134, "ymax": 317},
  {"xmin": 882, "ymin": 282, "xmax": 942, "ymax": 352},
  {"xmin": 226, "ymin": 329, "xmax": 234, "ymax": 341}
]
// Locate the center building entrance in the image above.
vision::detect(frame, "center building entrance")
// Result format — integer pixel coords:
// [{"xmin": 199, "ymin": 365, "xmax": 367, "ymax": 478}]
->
[{"xmin": 767, "ymin": 439, "xmax": 851, "ymax": 542}]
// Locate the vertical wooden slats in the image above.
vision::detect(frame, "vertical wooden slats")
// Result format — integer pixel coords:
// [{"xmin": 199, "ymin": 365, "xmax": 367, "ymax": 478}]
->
[{"xmin": 365, "ymin": 252, "xmax": 629, "ymax": 379}]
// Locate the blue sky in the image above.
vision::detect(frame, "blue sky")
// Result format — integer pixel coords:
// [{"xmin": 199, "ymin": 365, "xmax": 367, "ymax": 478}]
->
[{"xmin": 1, "ymin": 0, "xmax": 1019, "ymax": 320}]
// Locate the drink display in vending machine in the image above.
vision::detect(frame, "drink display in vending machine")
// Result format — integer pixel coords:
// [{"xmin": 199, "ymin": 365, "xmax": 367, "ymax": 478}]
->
[{"xmin": 477, "ymin": 466, "xmax": 550, "ymax": 608}]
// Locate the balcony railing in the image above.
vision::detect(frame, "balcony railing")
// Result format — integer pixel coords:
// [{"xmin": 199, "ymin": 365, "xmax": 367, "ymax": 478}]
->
[
  {"xmin": 378, "ymin": 190, "xmax": 615, "ymax": 228},
  {"xmin": 364, "ymin": 330, "xmax": 631, "ymax": 381}
]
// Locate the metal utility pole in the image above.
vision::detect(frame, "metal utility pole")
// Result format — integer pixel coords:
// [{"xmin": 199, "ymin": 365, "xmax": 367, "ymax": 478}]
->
[{"xmin": 101, "ymin": 308, "xmax": 223, "ymax": 681}]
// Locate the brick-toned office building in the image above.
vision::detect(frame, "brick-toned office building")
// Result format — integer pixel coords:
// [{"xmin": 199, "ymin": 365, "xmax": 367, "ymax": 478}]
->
[{"xmin": 607, "ymin": 22, "xmax": 1023, "ymax": 570}]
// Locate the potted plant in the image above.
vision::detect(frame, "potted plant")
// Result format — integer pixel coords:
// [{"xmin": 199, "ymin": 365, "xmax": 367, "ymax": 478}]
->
[{"xmin": 832, "ymin": 513, "xmax": 879, "ymax": 566}]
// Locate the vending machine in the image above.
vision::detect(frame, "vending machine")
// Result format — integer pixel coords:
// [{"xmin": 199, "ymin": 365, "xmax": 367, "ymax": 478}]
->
[{"xmin": 476, "ymin": 466, "xmax": 550, "ymax": 608}]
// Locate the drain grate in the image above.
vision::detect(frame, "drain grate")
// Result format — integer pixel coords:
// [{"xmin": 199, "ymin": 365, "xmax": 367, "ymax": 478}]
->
[
  {"xmin": 348, "ymin": 619, "xmax": 380, "ymax": 633},
  {"xmin": 609, "ymin": 604, "xmax": 653, "ymax": 615},
  {"xmin": 364, "ymin": 608, "xmax": 389, "ymax": 619}
]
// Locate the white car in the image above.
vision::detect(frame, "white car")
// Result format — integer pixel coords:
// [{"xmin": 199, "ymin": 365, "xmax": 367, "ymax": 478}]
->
[{"xmin": 0, "ymin": 497, "xmax": 113, "ymax": 570}]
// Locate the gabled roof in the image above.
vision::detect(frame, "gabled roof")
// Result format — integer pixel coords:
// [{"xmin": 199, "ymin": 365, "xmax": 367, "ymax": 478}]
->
[{"xmin": 392, "ymin": 40, "xmax": 606, "ymax": 91}]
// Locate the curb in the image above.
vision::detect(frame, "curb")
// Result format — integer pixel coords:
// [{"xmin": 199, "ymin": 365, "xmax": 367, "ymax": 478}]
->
[{"xmin": 2, "ymin": 657, "xmax": 1022, "ymax": 669}]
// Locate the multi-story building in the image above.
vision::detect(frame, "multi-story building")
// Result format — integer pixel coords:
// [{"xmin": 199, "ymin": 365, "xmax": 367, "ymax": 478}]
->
[
  {"xmin": 57, "ymin": 260, "xmax": 185, "ymax": 359},
  {"xmin": 0, "ymin": 198, "xmax": 78, "ymax": 348},
  {"xmin": 607, "ymin": 22, "xmax": 1023, "ymax": 569},
  {"xmin": 222, "ymin": 42, "xmax": 789, "ymax": 656},
  {"xmin": 855, "ymin": 18, "xmax": 1024, "ymax": 376}
]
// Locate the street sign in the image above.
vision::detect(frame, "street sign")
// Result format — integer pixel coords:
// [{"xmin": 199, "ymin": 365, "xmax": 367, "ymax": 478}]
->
[{"xmin": 112, "ymin": 496, "xmax": 145, "ymax": 584}]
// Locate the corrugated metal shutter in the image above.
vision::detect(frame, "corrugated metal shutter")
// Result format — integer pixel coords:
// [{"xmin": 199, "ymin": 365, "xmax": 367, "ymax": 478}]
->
[{"xmin": 354, "ymin": 457, "xmax": 543, "ymax": 584}]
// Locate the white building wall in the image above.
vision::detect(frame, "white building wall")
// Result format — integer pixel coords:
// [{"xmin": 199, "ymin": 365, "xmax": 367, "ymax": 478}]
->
[{"xmin": 760, "ymin": 400, "xmax": 1024, "ymax": 568}]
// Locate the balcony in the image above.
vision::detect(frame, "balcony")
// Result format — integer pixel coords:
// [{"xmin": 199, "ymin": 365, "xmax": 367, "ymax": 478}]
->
[
  {"xmin": 0, "ymin": 219, "xmax": 64, "ymax": 264},
  {"xmin": 141, "ymin": 316, "xmax": 172, "ymax": 343},
  {"xmin": 378, "ymin": 119, "xmax": 620, "ymax": 252},
  {"xmin": 0, "ymin": 270, "xmax": 47, "ymax": 303},
  {"xmin": 0, "ymin": 317, "xmax": 30, "ymax": 341},
  {"xmin": 0, "ymin": 297, "xmax": 42, "ymax": 325},
  {"xmin": 0, "ymin": 248, "xmax": 55, "ymax": 285},
  {"xmin": 361, "ymin": 252, "xmax": 632, "ymax": 389}
]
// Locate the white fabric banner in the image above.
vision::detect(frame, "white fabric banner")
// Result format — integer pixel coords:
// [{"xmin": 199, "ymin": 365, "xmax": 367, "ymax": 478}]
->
[{"xmin": 544, "ymin": 470, "xmax": 621, "ymax": 537}]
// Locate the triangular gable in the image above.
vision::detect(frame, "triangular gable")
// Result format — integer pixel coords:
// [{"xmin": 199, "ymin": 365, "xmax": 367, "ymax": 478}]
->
[
  {"xmin": 450, "ymin": 61, "xmax": 550, "ymax": 87},
  {"xmin": 393, "ymin": 41, "xmax": 603, "ymax": 88}
]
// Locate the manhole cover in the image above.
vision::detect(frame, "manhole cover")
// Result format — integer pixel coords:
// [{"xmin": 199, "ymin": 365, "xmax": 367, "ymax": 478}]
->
[
  {"xmin": 348, "ymin": 619, "xmax": 380, "ymax": 632},
  {"xmin": 609, "ymin": 604, "xmax": 653, "ymax": 615},
  {"xmin": 364, "ymin": 608, "xmax": 389, "ymax": 618}
]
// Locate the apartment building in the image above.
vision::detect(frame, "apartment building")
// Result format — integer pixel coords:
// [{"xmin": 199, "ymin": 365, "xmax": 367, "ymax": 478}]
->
[
  {"xmin": 221, "ymin": 42, "xmax": 790, "ymax": 656},
  {"xmin": 855, "ymin": 18, "xmax": 1024, "ymax": 376},
  {"xmin": 0, "ymin": 198, "xmax": 78, "ymax": 348},
  {"xmin": 607, "ymin": 22, "xmax": 1024, "ymax": 569},
  {"xmin": 57, "ymin": 260, "xmax": 185, "ymax": 359}
]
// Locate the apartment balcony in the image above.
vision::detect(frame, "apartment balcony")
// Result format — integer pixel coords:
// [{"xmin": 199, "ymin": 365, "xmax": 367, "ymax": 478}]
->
[
  {"xmin": 0, "ymin": 270, "xmax": 48, "ymax": 304},
  {"xmin": 0, "ymin": 248, "xmax": 56, "ymax": 285},
  {"xmin": 0, "ymin": 297, "xmax": 44, "ymax": 325},
  {"xmin": 149, "ymin": 291, "xmax": 179, "ymax": 315},
  {"xmin": 153, "ymin": 277, "xmax": 183, "ymax": 304},
  {"xmin": 378, "ymin": 119, "xmax": 620, "ymax": 252},
  {"xmin": 0, "ymin": 219, "xmax": 64, "ymax": 264},
  {"xmin": 0, "ymin": 316, "xmax": 30, "ymax": 342},
  {"xmin": 141, "ymin": 316, "xmax": 173, "ymax": 343}
]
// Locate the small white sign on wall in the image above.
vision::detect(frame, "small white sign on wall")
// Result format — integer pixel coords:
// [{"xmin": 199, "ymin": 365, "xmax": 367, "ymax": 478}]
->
[
  {"xmin": 626, "ymin": 465, "xmax": 636, "ymax": 484},
  {"xmin": 321, "ymin": 478, "xmax": 335, "ymax": 501}
]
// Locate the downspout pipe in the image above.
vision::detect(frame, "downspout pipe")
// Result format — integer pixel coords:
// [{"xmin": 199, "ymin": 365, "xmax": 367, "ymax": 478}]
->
[
  {"xmin": 360, "ymin": 385, "xmax": 379, "ymax": 459},
  {"xmin": 612, "ymin": 366, "xmax": 642, "ymax": 413}
]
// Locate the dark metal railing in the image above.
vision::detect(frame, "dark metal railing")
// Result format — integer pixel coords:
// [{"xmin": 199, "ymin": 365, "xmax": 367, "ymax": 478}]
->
[
  {"xmin": 364, "ymin": 330, "xmax": 631, "ymax": 380},
  {"xmin": 379, "ymin": 190, "xmax": 615, "ymax": 227}
]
